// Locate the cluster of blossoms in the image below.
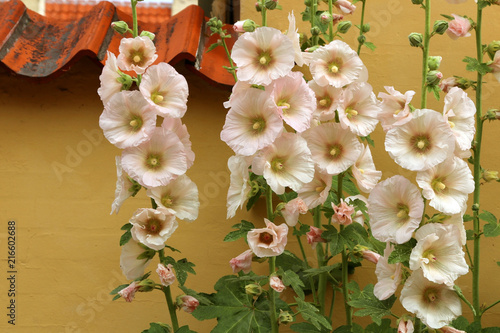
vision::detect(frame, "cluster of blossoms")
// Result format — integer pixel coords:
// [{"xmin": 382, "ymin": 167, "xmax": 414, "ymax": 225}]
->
[{"xmin": 98, "ymin": 30, "xmax": 199, "ymax": 310}]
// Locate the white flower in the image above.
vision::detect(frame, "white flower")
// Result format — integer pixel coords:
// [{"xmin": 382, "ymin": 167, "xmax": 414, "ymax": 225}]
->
[
  {"xmin": 286, "ymin": 11, "xmax": 305, "ymax": 67},
  {"xmin": 400, "ymin": 269, "xmax": 462, "ymax": 329},
  {"xmin": 117, "ymin": 36, "xmax": 158, "ymax": 75},
  {"xmin": 409, "ymin": 223, "xmax": 468, "ymax": 285},
  {"xmin": 98, "ymin": 51, "xmax": 122, "ymax": 106},
  {"xmin": 120, "ymin": 240, "xmax": 151, "ymax": 280},
  {"xmin": 377, "ymin": 86, "xmax": 415, "ymax": 131},
  {"xmin": 281, "ymin": 197, "xmax": 308, "ymax": 227},
  {"xmin": 297, "ymin": 167, "xmax": 332, "ymax": 209},
  {"xmin": 308, "ymin": 80, "xmax": 343, "ymax": 123},
  {"xmin": 161, "ymin": 118, "xmax": 195, "ymax": 169},
  {"xmin": 111, "ymin": 156, "xmax": 135, "ymax": 214},
  {"xmin": 247, "ymin": 219, "xmax": 288, "ymax": 257},
  {"xmin": 374, "ymin": 243, "xmax": 402, "ymax": 300},
  {"xmin": 352, "ymin": 144, "xmax": 382, "ymax": 193},
  {"xmin": 226, "ymin": 155, "xmax": 252, "ymax": 219},
  {"xmin": 130, "ymin": 207, "xmax": 178, "ymax": 251},
  {"xmin": 443, "ymin": 87, "xmax": 476, "ymax": 151}
]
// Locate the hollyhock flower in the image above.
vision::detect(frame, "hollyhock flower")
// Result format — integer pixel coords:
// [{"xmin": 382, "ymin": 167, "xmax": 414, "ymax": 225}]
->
[
  {"xmin": 270, "ymin": 71, "xmax": 316, "ymax": 132},
  {"xmin": 223, "ymin": 80, "xmax": 253, "ymax": 109},
  {"xmin": 441, "ymin": 326, "xmax": 466, "ymax": 333},
  {"xmin": 443, "ymin": 87, "xmax": 476, "ymax": 151},
  {"xmin": 252, "ymin": 132, "xmax": 314, "ymax": 195},
  {"xmin": 147, "ymin": 175, "xmax": 199, "ymax": 221},
  {"xmin": 398, "ymin": 319, "xmax": 414, "ymax": 333},
  {"xmin": 308, "ymin": 80, "xmax": 343, "ymax": 123},
  {"xmin": 443, "ymin": 210, "xmax": 467, "ymax": 245},
  {"xmin": 337, "ymin": 82, "xmax": 380, "ymax": 137},
  {"xmin": 118, "ymin": 281, "xmax": 140, "ymax": 302},
  {"xmin": 400, "ymin": 269, "xmax": 462, "ymax": 328},
  {"xmin": 334, "ymin": 0, "xmax": 356, "ymax": 14},
  {"xmin": 120, "ymin": 239, "xmax": 151, "ymax": 280},
  {"xmin": 156, "ymin": 263, "xmax": 176, "ymax": 287},
  {"xmin": 374, "ymin": 243, "xmax": 403, "ymax": 300},
  {"xmin": 229, "ymin": 249, "xmax": 253, "ymax": 274},
  {"xmin": 161, "ymin": 118, "xmax": 195, "ymax": 169},
  {"xmin": 352, "ymin": 144, "xmax": 382, "ymax": 193},
  {"xmin": 302, "ymin": 122, "xmax": 362, "ymax": 176},
  {"xmin": 270, "ymin": 276, "xmax": 285, "ymax": 292},
  {"xmin": 410, "ymin": 223, "xmax": 468, "ymax": 285},
  {"xmin": 226, "ymin": 155, "xmax": 252, "ymax": 219},
  {"xmin": 297, "ymin": 168, "xmax": 332, "ymax": 209},
  {"xmin": 231, "ymin": 27, "xmax": 295, "ymax": 85},
  {"xmin": 345, "ymin": 195, "xmax": 368, "ymax": 225},
  {"xmin": 281, "ymin": 197, "xmax": 308, "ymax": 227},
  {"xmin": 121, "ymin": 127, "xmax": 187, "ymax": 188},
  {"xmin": 377, "ymin": 86, "xmax": 415, "ymax": 131},
  {"xmin": 286, "ymin": 11, "xmax": 305, "ymax": 67},
  {"xmin": 489, "ymin": 50, "xmax": 500, "ymax": 82},
  {"xmin": 99, "ymin": 90, "xmax": 157, "ymax": 149},
  {"xmin": 179, "ymin": 295, "xmax": 199, "ymax": 314},
  {"xmin": 130, "ymin": 207, "xmax": 178, "ymax": 251},
  {"xmin": 360, "ymin": 249, "xmax": 381, "ymax": 264},
  {"xmin": 98, "ymin": 51, "xmax": 122, "ymax": 105},
  {"xmin": 446, "ymin": 14, "xmax": 471, "ymax": 40},
  {"xmin": 439, "ymin": 77, "xmax": 459, "ymax": 93},
  {"xmin": 416, "ymin": 157, "xmax": 474, "ymax": 215},
  {"xmin": 308, "ymin": 40, "xmax": 368, "ymax": 88},
  {"xmin": 385, "ymin": 109, "xmax": 455, "ymax": 172},
  {"xmin": 331, "ymin": 199, "xmax": 355, "ymax": 225},
  {"xmin": 247, "ymin": 219, "xmax": 288, "ymax": 257},
  {"xmin": 221, "ymin": 88, "xmax": 283, "ymax": 156},
  {"xmin": 233, "ymin": 20, "xmax": 245, "ymax": 33},
  {"xmin": 140, "ymin": 63, "xmax": 189, "ymax": 118},
  {"xmin": 111, "ymin": 156, "xmax": 135, "ymax": 214},
  {"xmin": 117, "ymin": 36, "xmax": 158, "ymax": 75},
  {"xmin": 307, "ymin": 226, "xmax": 326, "ymax": 249},
  {"xmin": 368, "ymin": 176, "xmax": 424, "ymax": 244}
]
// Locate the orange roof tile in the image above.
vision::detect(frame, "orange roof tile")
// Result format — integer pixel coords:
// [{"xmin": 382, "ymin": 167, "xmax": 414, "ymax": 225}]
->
[{"xmin": 0, "ymin": 0, "xmax": 237, "ymax": 86}]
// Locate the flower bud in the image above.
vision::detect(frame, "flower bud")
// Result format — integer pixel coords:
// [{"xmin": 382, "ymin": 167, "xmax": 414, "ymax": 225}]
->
[
  {"xmin": 140, "ymin": 30, "xmax": 155, "ymax": 41},
  {"xmin": 310, "ymin": 26, "xmax": 321, "ymax": 36},
  {"xmin": 337, "ymin": 21, "xmax": 352, "ymax": 34},
  {"xmin": 357, "ymin": 35, "xmax": 366, "ymax": 45},
  {"xmin": 320, "ymin": 12, "xmax": 333, "ymax": 24},
  {"xmin": 304, "ymin": 0, "xmax": 312, "ymax": 6},
  {"xmin": 427, "ymin": 56, "xmax": 442, "ymax": 70},
  {"xmin": 472, "ymin": 203, "xmax": 480, "ymax": 211},
  {"xmin": 439, "ymin": 77, "xmax": 458, "ymax": 93},
  {"xmin": 255, "ymin": 2, "xmax": 262, "ymax": 12},
  {"xmin": 245, "ymin": 283, "xmax": 263, "ymax": 296},
  {"xmin": 362, "ymin": 23, "xmax": 370, "ymax": 33},
  {"xmin": 486, "ymin": 109, "xmax": 500, "ymax": 120},
  {"xmin": 426, "ymin": 70, "xmax": 443, "ymax": 86},
  {"xmin": 408, "ymin": 32, "xmax": 423, "ymax": 47},
  {"xmin": 411, "ymin": 0, "xmax": 423, "ymax": 4},
  {"xmin": 433, "ymin": 20, "xmax": 449, "ymax": 35},
  {"xmin": 243, "ymin": 20, "xmax": 257, "ymax": 32},
  {"xmin": 177, "ymin": 295, "xmax": 199, "ymax": 314},
  {"xmin": 482, "ymin": 170, "xmax": 499, "ymax": 182},
  {"xmin": 305, "ymin": 45, "xmax": 320, "ymax": 53},
  {"xmin": 486, "ymin": 40, "xmax": 500, "ymax": 60},
  {"xmin": 279, "ymin": 310, "xmax": 294, "ymax": 324},
  {"xmin": 353, "ymin": 245, "xmax": 380, "ymax": 264},
  {"xmin": 456, "ymin": 77, "xmax": 474, "ymax": 90},
  {"xmin": 111, "ymin": 21, "xmax": 129, "ymax": 34},
  {"xmin": 265, "ymin": 0, "xmax": 277, "ymax": 10},
  {"xmin": 137, "ymin": 278, "xmax": 156, "ymax": 292}
]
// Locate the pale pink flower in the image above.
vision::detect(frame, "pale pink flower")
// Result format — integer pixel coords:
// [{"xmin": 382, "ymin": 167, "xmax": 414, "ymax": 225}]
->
[
  {"xmin": 117, "ymin": 36, "xmax": 158, "ymax": 74},
  {"xmin": 416, "ymin": 157, "xmax": 474, "ymax": 215},
  {"xmin": 443, "ymin": 210, "xmax": 467, "ymax": 245},
  {"xmin": 352, "ymin": 144, "xmax": 382, "ymax": 193},
  {"xmin": 385, "ymin": 109, "xmax": 455, "ymax": 172},
  {"xmin": 98, "ymin": 51, "xmax": 122, "ymax": 105},
  {"xmin": 180, "ymin": 295, "xmax": 199, "ymax": 314},
  {"xmin": 443, "ymin": 87, "xmax": 476, "ymax": 151},
  {"xmin": 270, "ymin": 71, "xmax": 316, "ymax": 132},
  {"xmin": 229, "ymin": 249, "xmax": 253, "ymax": 274},
  {"xmin": 226, "ymin": 155, "xmax": 252, "ymax": 219},
  {"xmin": 374, "ymin": 243, "xmax": 403, "ymax": 300},
  {"xmin": 286, "ymin": 11, "xmax": 305, "ymax": 67},
  {"xmin": 338, "ymin": 82, "xmax": 380, "ymax": 137},
  {"xmin": 309, "ymin": 40, "xmax": 367, "ymax": 88},
  {"xmin": 121, "ymin": 127, "xmax": 187, "ymax": 188},
  {"xmin": 161, "ymin": 118, "xmax": 195, "ymax": 169},
  {"xmin": 489, "ymin": 50, "xmax": 500, "ymax": 82},
  {"xmin": 377, "ymin": 86, "xmax": 415, "ymax": 131},
  {"xmin": 398, "ymin": 319, "xmax": 414, "ymax": 333},
  {"xmin": 111, "ymin": 156, "xmax": 135, "ymax": 214},
  {"xmin": 252, "ymin": 132, "xmax": 314, "ymax": 195},
  {"xmin": 334, "ymin": 0, "xmax": 356, "ymax": 14},
  {"xmin": 120, "ymin": 239, "xmax": 151, "ymax": 280},
  {"xmin": 439, "ymin": 77, "xmax": 459, "ymax": 93},
  {"xmin": 297, "ymin": 168, "xmax": 332, "ymax": 209},
  {"xmin": 156, "ymin": 263, "xmax": 176, "ymax": 287},
  {"xmin": 361, "ymin": 249, "xmax": 381, "ymax": 264},
  {"xmin": 368, "ymin": 176, "xmax": 424, "ymax": 244},
  {"xmin": 140, "ymin": 63, "xmax": 189, "ymax": 118},
  {"xmin": 130, "ymin": 207, "xmax": 178, "ymax": 251},
  {"xmin": 247, "ymin": 219, "xmax": 288, "ymax": 257},
  {"xmin": 147, "ymin": 175, "xmax": 199, "ymax": 221},
  {"xmin": 441, "ymin": 326, "xmax": 466, "ymax": 333},
  {"xmin": 410, "ymin": 223, "xmax": 468, "ymax": 286},
  {"xmin": 331, "ymin": 199, "xmax": 355, "ymax": 225},
  {"xmin": 302, "ymin": 122, "xmax": 362, "ymax": 176},
  {"xmin": 270, "ymin": 276, "xmax": 285, "ymax": 292},
  {"xmin": 281, "ymin": 197, "xmax": 308, "ymax": 227},
  {"xmin": 308, "ymin": 80, "xmax": 343, "ymax": 123},
  {"xmin": 118, "ymin": 281, "xmax": 140, "ymax": 302},
  {"xmin": 221, "ymin": 88, "xmax": 283, "ymax": 156},
  {"xmin": 446, "ymin": 14, "xmax": 471, "ymax": 40},
  {"xmin": 306, "ymin": 226, "xmax": 326, "ymax": 250},
  {"xmin": 99, "ymin": 90, "xmax": 157, "ymax": 149},
  {"xmin": 400, "ymin": 269, "xmax": 462, "ymax": 329},
  {"xmin": 231, "ymin": 27, "xmax": 295, "ymax": 85},
  {"xmin": 223, "ymin": 80, "xmax": 253, "ymax": 109},
  {"xmin": 233, "ymin": 20, "xmax": 245, "ymax": 33}
]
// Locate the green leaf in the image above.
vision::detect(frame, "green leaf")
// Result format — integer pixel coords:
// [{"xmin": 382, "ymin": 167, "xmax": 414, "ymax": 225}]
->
[
  {"xmin": 481, "ymin": 211, "xmax": 500, "ymax": 237},
  {"xmin": 137, "ymin": 249, "xmax": 156, "ymax": 260},
  {"xmin": 303, "ymin": 264, "xmax": 341, "ymax": 278},
  {"xmin": 163, "ymin": 257, "xmax": 196, "ymax": 286},
  {"xmin": 364, "ymin": 41, "xmax": 376, "ymax": 51},
  {"xmin": 141, "ymin": 322, "xmax": 171, "ymax": 333},
  {"xmin": 388, "ymin": 238, "xmax": 417, "ymax": 267},
  {"xmin": 463, "ymin": 56, "xmax": 493, "ymax": 75},
  {"xmin": 178, "ymin": 285, "xmax": 213, "ymax": 306},
  {"xmin": 466, "ymin": 229, "xmax": 475, "ymax": 241},
  {"xmin": 441, "ymin": 14, "xmax": 455, "ymax": 20},
  {"xmin": 280, "ymin": 269, "xmax": 305, "ymax": 300},
  {"xmin": 175, "ymin": 326, "xmax": 196, "ymax": 333},
  {"xmin": 278, "ymin": 191, "xmax": 298, "ymax": 203},
  {"xmin": 497, "ymin": 261, "xmax": 500, "ymax": 267},
  {"xmin": 293, "ymin": 224, "xmax": 311, "ymax": 237},
  {"xmin": 290, "ymin": 322, "xmax": 330, "ymax": 333},
  {"xmin": 121, "ymin": 223, "xmax": 133, "ymax": 231},
  {"xmin": 479, "ymin": 210, "xmax": 497, "ymax": 224},
  {"xmin": 466, "ymin": 321, "xmax": 482, "ymax": 333},
  {"xmin": 360, "ymin": 134, "xmax": 375, "ymax": 147},
  {"xmin": 206, "ymin": 42, "xmax": 220, "ymax": 53},
  {"xmin": 276, "ymin": 250, "xmax": 304, "ymax": 273},
  {"xmin": 483, "ymin": 328, "xmax": 500, "ymax": 333},
  {"xmin": 450, "ymin": 315, "xmax": 469, "ymax": 330},
  {"xmin": 332, "ymin": 175, "xmax": 360, "ymax": 196},
  {"xmin": 301, "ymin": 8, "xmax": 311, "ymax": 22},
  {"xmin": 295, "ymin": 297, "xmax": 332, "ymax": 331},
  {"xmin": 365, "ymin": 318, "xmax": 396, "ymax": 333},
  {"xmin": 477, "ymin": 0, "xmax": 491, "ymax": 9},
  {"xmin": 120, "ymin": 225, "xmax": 132, "ymax": 246},
  {"xmin": 224, "ymin": 220, "xmax": 255, "ymax": 242},
  {"xmin": 164, "ymin": 244, "xmax": 181, "ymax": 253},
  {"xmin": 110, "ymin": 284, "xmax": 129, "ymax": 296},
  {"xmin": 347, "ymin": 281, "xmax": 396, "ymax": 325},
  {"xmin": 463, "ymin": 214, "xmax": 473, "ymax": 222}
]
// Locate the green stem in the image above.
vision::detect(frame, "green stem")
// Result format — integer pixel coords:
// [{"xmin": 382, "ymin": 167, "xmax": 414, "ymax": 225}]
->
[
  {"xmin": 472, "ymin": 3, "xmax": 484, "ymax": 326},
  {"xmin": 295, "ymin": 229, "xmax": 319, "ymax": 305},
  {"xmin": 454, "ymin": 285, "xmax": 476, "ymax": 316},
  {"xmin": 310, "ymin": 0, "xmax": 318, "ymax": 46},
  {"xmin": 269, "ymin": 256, "xmax": 278, "ymax": 333},
  {"xmin": 261, "ymin": 0, "xmax": 267, "ymax": 27},
  {"xmin": 356, "ymin": 0, "xmax": 367, "ymax": 55},
  {"xmin": 328, "ymin": 0, "xmax": 334, "ymax": 42},
  {"xmin": 265, "ymin": 185, "xmax": 274, "ymax": 222},
  {"xmin": 420, "ymin": 0, "xmax": 431, "ymax": 108},
  {"xmin": 314, "ymin": 206, "xmax": 327, "ymax": 315},
  {"xmin": 482, "ymin": 299, "xmax": 500, "ymax": 314},
  {"xmin": 131, "ymin": 0, "xmax": 138, "ymax": 37},
  {"xmin": 221, "ymin": 38, "xmax": 237, "ymax": 83},
  {"xmin": 328, "ymin": 285, "xmax": 336, "ymax": 321},
  {"xmin": 162, "ymin": 285, "xmax": 180, "ymax": 331},
  {"xmin": 340, "ymin": 225, "xmax": 352, "ymax": 329}
]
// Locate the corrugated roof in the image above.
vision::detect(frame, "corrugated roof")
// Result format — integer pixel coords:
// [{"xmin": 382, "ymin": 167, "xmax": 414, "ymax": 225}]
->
[{"xmin": 0, "ymin": 0, "xmax": 236, "ymax": 85}]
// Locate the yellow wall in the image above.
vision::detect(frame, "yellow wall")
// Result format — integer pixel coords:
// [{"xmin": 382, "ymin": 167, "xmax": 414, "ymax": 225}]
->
[{"xmin": 0, "ymin": 0, "xmax": 499, "ymax": 331}]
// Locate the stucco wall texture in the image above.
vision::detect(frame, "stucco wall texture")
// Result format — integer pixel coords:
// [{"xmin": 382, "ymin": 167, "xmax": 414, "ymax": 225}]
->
[{"xmin": 0, "ymin": 0, "xmax": 499, "ymax": 332}]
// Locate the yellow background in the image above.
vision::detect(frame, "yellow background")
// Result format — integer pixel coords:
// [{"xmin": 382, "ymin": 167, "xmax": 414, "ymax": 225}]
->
[{"xmin": 0, "ymin": 0, "xmax": 499, "ymax": 331}]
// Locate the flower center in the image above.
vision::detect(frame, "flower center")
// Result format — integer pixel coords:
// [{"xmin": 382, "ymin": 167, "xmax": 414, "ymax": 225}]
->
[
  {"xmin": 319, "ymin": 96, "xmax": 331, "ymax": 108},
  {"xmin": 146, "ymin": 218, "xmax": 162, "ymax": 235},
  {"xmin": 448, "ymin": 121, "xmax": 455, "ymax": 128},
  {"xmin": 432, "ymin": 178, "xmax": 447, "ymax": 193},
  {"xmin": 412, "ymin": 135, "xmax": 431, "ymax": 152},
  {"xmin": 394, "ymin": 109, "xmax": 402, "ymax": 115},
  {"xmin": 147, "ymin": 154, "xmax": 161, "ymax": 169},
  {"xmin": 345, "ymin": 107, "xmax": 359, "ymax": 119},
  {"xmin": 423, "ymin": 249, "xmax": 437, "ymax": 263},
  {"xmin": 315, "ymin": 185, "xmax": 325, "ymax": 193},
  {"xmin": 161, "ymin": 195, "xmax": 173, "ymax": 208},
  {"xmin": 271, "ymin": 158, "xmax": 284, "ymax": 172},
  {"xmin": 277, "ymin": 100, "xmax": 291, "ymax": 114},
  {"xmin": 151, "ymin": 92, "xmax": 164, "ymax": 104},
  {"xmin": 423, "ymin": 288, "xmax": 439, "ymax": 304},
  {"xmin": 129, "ymin": 116, "xmax": 143, "ymax": 132},
  {"xmin": 358, "ymin": 168, "xmax": 365, "ymax": 174},
  {"xmin": 133, "ymin": 55, "xmax": 142, "ymax": 63},
  {"xmin": 251, "ymin": 118, "xmax": 266, "ymax": 133},
  {"xmin": 396, "ymin": 203, "xmax": 409, "ymax": 221},
  {"xmin": 259, "ymin": 232, "xmax": 274, "ymax": 245},
  {"xmin": 328, "ymin": 57, "xmax": 343, "ymax": 74},
  {"xmin": 258, "ymin": 52, "xmax": 272, "ymax": 66},
  {"xmin": 329, "ymin": 144, "xmax": 343, "ymax": 159}
]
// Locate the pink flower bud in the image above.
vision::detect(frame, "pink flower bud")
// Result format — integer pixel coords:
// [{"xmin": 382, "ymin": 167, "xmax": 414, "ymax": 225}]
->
[
  {"xmin": 118, "ymin": 281, "xmax": 140, "ymax": 302},
  {"xmin": 270, "ymin": 276, "xmax": 285, "ymax": 293},
  {"xmin": 331, "ymin": 199, "xmax": 355, "ymax": 225},
  {"xmin": 441, "ymin": 326, "xmax": 466, "ymax": 333},
  {"xmin": 179, "ymin": 295, "xmax": 199, "ymax": 314},
  {"xmin": 334, "ymin": 0, "xmax": 356, "ymax": 14},
  {"xmin": 156, "ymin": 263, "xmax": 176, "ymax": 287},
  {"xmin": 229, "ymin": 249, "xmax": 253, "ymax": 274},
  {"xmin": 362, "ymin": 249, "xmax": 381, "ymax": 264},
  {"xmin": 398, "ymin": 319, "xmax": 414, "ymax": 333},
  {"xmin": 306, "ymin": 226, "xmax": 326, "ymax": 249},
  {"xmin": 446, "ymin": 14, "xmax": 471, "ymax": 40},
  {"xmin": 233, "ymin": 20, "xmax": 245, "ymax": 33}
]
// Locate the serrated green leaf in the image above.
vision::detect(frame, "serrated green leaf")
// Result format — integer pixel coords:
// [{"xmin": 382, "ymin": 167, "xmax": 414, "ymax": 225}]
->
[
  {"xmin": 463, "ymin": 214, "xmax": 473, "ymax": 222},
  {"xmin": 365, "ymin": 318, "xmax": 396, "ymax": 333},
  {"xmin": 388, "ymin": 238, "xmax": 417, "ymax": 267},
  {"xmin": 481, "ymin": 211, "xmax": 500, "ymax": 237},
  {"xmin": 224, "ymin": 220, "xmax": 255, "ymax": 242},
  {"xmin": 463, "ymin": 56, "xmax": 492, "ymax": 75},
  {"xmin": 178, "ymin": 285, "xmax": 213, "ymax": 306},
  {"xmin": 281, "ymin": 269, "xmax": 305, "ymax": 300},
  {"xmin": 290, "ymin": 322, "xmax": 330, "ymax": 333},
  {"xmin": 479, "ymin": 211, "xmax": 497, "ymax": 224},
  {"xmin": 450, "ymin": 315, "xmax": 469, "ymax": 330},
  {"xmin": 164, "ymin": 244, "xmax": 181, "ymax": 253},
  {"xmin": 175, "ymin": 326, "xmax": 196, "ymax": 333},
  {"xmin": 347, "ymin": 282, "xmax": 396, "ymax": 325},
  {"xmin": 364, "ymin": 41, "xmax": 376, "ymax": 51},
  {"xmin": 295, "ymin": 297, "xmax": 332, "ymax": 330},
  {"xmin": 276, "ymin": 250, "xmax": 304, "ymax": 272},
  {"xmin": 466, "ymin": 229, "xmax": 475, "ymax": 241},
  {"xmin": 206, "ymin": 42, "xmax": 220, "ymax": 53},
  {"xmin": 110, "ymin": 283, "xmax": 129, "ymax": 295},
  {"xmin": 141, "ymin": 322, "xmax": 171, "ymax": 333},
  {"xmin": 163, "ymin": 257, "xmax": 196, "ymax": 286},
  {"xmin": 303, "ymin": 264, "xmax": 341, "ymax": 278},
  {"xmin": 293, "ymin": 224, "xmax": 310, "ymax": 237},
  {"xmin": 483, "ymin": 328, "xmax": 500, "ymax": 333},
  {"xmin": 466, "ymin": 321, "xmax": 482, "ymax": 333},
  {"xmin": 332, "ymin": 175, "xmax": 360, "ymax": 196},
  {"xmin": 137, "ymin": 249, "xmax": 156, "ymax": 260}
]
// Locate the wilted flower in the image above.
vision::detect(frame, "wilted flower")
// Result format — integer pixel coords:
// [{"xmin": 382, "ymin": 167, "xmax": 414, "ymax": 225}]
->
[
  {"xmin": 117, "ymin": 36, "xmax": 158, "ymax": 74},
  {"xmin": 156, "ymin": 263, "xmax": 176, "ymax": 287},
  {"xmin": 281, "ymin": 197, "xmax": 308, "ymax": 227},
  {"xmin": 352, "ymin": 144, "xmax": 382, "ymax": 193},
  {"xmin": 331, "ymin": 199, "xmax": 355, "ymax": 225},
  {"xmin": 130, "ymin": 207, "xmax": 178, "ymax": 251},
  {"xmin": 98, "ymin": 51, "xmax": 123, "ymax": 105},
  {"xmin": 286, "ymin": 11, "xmax": 305, "ymax": 67},
  {"xmin": 247, "ymin": 219, "xmax": 288, "ymax": 257},
  {"xmin": 439, "ymin": 77, "xmax": 459, "ymax": 93},
  {"xmin": 226, "ymin": 155, "xmax": 252, "ymax": 219},
  {"xmin": 446, "ymin": 14, "xmax": 471, "ymax": 40},
  {"xmin": 110, "ymin": 156, "xmax": 136, "ymax": 214},
  {"xmin": 118, "ymin": 281, "xmax": 140, "ymax": 302},
  {"xmin": 229, "ymin": 249, "xmax": 253, "ymax": 274},
  {"xmin": 306, "ymin": 226, "xmax": 326, "ymax": 249},
  {"xmin": 270, "ymin": 276, "xmax": 286, "ymax": 292},
  {"xmin": 179, "ymin": 295, "xmax": 199, "ymax": 314}
]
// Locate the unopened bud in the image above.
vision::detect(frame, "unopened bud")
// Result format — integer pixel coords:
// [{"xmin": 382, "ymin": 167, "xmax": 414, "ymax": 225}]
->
[
  {"xmin": 472, "ymin": 203, "xmax": 480, "ymax": 211},
  {"xmin": 245, "ymin": 283, "xmax": 263, "ymax": 296},
  {"xmin": 140, "ymin": 30, "xmax": 155, "ymax": 41},
  {"xmin": 337, "ymin": 21, "xmax": 352, "ymax": 34},
  {"xmin": 486, "ymin": 40, "xmax": 500, "ymax": 60},
  {"xmin": 305, "ymin": 45, "xmax": 320, "ymax": 53},
  {"xmin": 428, "ymin": 213, "xmax": 451, "ymax": 223},
  {"xmin": 311, "ymin": 26, "xmax": 321, "ymax": 36},
  {"xmin": 255, "ymin": 2, "xmax": 262, "ymax": 12},
  {"xmin": 428, "ymin": 56, "xmax": 442, "ymax": 70},
  {"xmin": 427, "ymin": 70, "xmax": 443, "ymax": 86},
  {"xmin": 486, "ymin": 109, "xmax": 500, "ymax": 120},
  {"xmin": 483, "ymin": 170, "xmax": 499, "ymax": 182},
  {"xmin": 357, "ymin": 35, "xmax": 366, "ymax": 45},
  {"xmin": 456, "ymin": 77, "xmax": 473, "ymax": 90},
  {"xmin": 304, "ymin": 0, "xmax": 312, "ymax": 6},
  {"xmin": 433, "ymin": 20, "xmax": 448, "ymax": 35},
  {"xmin": 137, "ymin": 279, "xmax": 156, "ymax": 292},
  {"xmin": 409, "ymin": 32, "xmax": 423, "ymax": 47},
  {"xmin": 362, "ymin": 23, "xmax": 370, "ymax": 33},
  {"xmin": 111, "ymin": 21, "xmax": 129, "ymax": 34},
  {"xmin": 264, "ymin": 0, "xmax": 277, "ymax": 10},
  {"xmin": 275, "ymin": 202, "xmax": 286, "ymax": 213},
  {"xmin": 320, "ymin": 12, "xmax": 333, "ymax": 24},
  {"xmin": 411, "ymin": 0, "xmax": 424, "ymax": 4},
  {"xmin": 279, "ymin": 310, "xmax": 294, "ymax": 324},
  {"xmin": 243, "ymin": 19, "xmax": 257, "ymax": 32}
]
